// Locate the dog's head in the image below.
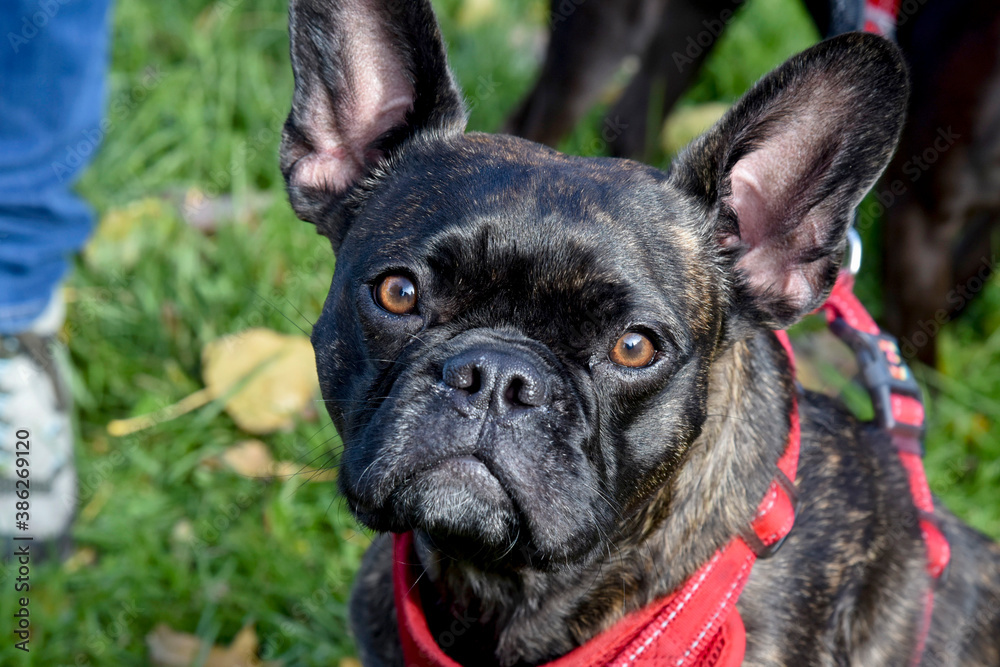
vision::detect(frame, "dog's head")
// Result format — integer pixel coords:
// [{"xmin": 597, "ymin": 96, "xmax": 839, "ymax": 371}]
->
[{"xmin": 281, "ymin": 0, "xmax": 907, "ymax": 566}]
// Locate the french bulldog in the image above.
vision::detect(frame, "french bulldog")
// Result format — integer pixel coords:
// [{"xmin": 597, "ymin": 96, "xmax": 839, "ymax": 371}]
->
[{"xmin": 279, "ymin": 1, "xmax": 1000, "ymax": 665}]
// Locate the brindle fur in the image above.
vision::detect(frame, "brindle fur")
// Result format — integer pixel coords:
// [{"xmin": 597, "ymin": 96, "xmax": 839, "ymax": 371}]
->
[{"xmin": 279, "ymin": 2, "xmax": 1000, "ymax": 665}]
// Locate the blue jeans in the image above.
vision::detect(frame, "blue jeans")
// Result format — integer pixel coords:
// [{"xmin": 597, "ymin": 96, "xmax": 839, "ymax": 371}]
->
[{"xmin": 0, "ymin": 0, "xmax": 112, "ymax": 334}]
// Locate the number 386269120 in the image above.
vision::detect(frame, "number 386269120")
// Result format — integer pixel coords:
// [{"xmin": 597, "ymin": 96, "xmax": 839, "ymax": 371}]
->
[{"xmin": 15, "ymin": 429, "xmax": 29, "ymax": 525}]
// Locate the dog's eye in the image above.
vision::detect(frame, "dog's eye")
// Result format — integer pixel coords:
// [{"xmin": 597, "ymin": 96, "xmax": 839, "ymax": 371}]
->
[
  {"xmin": 376, "ymin": 275, "xmax": 418, "ymax": 315},
  {"xmin": 610, "ymin": 332, "xmax": 656, "ymax": 368}
]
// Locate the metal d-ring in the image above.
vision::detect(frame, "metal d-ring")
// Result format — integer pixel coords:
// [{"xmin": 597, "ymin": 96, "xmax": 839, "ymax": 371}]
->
[{"xmin": 846, "ymin": 226, "xmax": 862, "ymax": 276}]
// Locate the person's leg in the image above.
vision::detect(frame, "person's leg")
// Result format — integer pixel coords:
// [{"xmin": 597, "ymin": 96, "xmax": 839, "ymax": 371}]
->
[
  {"xmin": 0, "ymin": 0, "xmax": 113, "ymax": 556},
  {"xmin": 0, "ymin": 0, "xmax": 111, "ymax": 329}
]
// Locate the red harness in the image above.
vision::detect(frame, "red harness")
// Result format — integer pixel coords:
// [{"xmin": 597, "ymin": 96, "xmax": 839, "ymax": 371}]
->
[
  {"xmin": 822, "ymin": 273, "xmax": 951, "ymax": 666},
  {"xmin": 863, "ymin": 0, "xmax": 901, "ymax": 37}
]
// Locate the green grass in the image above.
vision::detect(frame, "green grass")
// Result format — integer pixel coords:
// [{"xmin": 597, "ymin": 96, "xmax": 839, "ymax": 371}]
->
[{"xmin": 4, "ymin": 0, "xmax": 1000, "ymax": 664}]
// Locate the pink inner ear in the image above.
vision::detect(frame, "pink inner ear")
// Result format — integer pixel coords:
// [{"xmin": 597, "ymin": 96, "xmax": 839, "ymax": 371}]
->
[
  {"xmin": 726, "ymin": 95, "xmax": 834, "ymax": 311},
  {"xmin": 729, "ymin": 154, "xmax": 810, "ymax": 305},
  {"xmin": 291, "ymin": 0, "xmax": 415, "ymax": 192}
]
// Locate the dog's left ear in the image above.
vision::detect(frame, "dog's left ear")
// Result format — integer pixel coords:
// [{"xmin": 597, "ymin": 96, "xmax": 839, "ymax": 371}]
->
[
  {"xmin": 280, "ymin": 0, "xmax": 466, "ymax": 245},
  {"xmin": 671, "ymin": 33, "xmax": 908, "ymax": 328}
]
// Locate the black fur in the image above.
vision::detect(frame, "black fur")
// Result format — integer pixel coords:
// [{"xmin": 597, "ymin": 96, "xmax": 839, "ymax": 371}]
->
[{"xmin": 280, "ymin": 2, "xmax": 1000, "ymax": 665}]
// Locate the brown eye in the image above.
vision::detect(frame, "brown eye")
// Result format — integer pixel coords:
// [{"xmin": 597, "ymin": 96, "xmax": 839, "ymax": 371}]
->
[
  {"xmin": 376, "ymin": 275, "xmax": 417, "ymax": 315},
  {"xmin": 610, "ymin": 332, "xmax": 656, "ymax": 368}
]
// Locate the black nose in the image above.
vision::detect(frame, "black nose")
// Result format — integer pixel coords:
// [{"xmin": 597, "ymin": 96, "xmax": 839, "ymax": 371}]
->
[{"xmin": 442, "ymin": 347, "xmax": 549, "ymax": 413}]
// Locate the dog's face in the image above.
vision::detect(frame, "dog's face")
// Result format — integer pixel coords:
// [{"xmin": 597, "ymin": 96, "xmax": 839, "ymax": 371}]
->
[
  {"xmin": 281, "ymin": 0, "xmax": 907, "ymax": 566},
  {"xmin": 313, "ymin": 141, "xmax": 721, "ymax": 563}
]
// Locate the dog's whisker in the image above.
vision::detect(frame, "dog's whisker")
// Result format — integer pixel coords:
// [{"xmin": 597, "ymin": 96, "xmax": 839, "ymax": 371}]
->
[
  {"xmin": 246, "ymin": 287, "xmax": 312, "ymax": 337},
  {"xmin": 291, "ymin": 425, "xmax": 343, "ymax": 460},
  {"xmin": 295, "ymin": 437, "xmax": 345, "ymax": 469},
  {"xmin": 277, "ymin": 290, "xmax": 317, "ymax": 329},
  {"xmin": 497, "ymin": 525, "xmax": 521, "ymax": 561}
]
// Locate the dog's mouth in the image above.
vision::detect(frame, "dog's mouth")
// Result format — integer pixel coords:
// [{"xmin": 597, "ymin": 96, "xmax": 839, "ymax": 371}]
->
[
  {"xmin": 337, "ymin": 330, "xmax": 606, "ymax": 567},
  {"xmin": 404, "ymin": 455, "xmax": 518, "ymax": 539},
  {"xmin": 349, "ymin": 452, "xmax": 522, "ymax": 554}
]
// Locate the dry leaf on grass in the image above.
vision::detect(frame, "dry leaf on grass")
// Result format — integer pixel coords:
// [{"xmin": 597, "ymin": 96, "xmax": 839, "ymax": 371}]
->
[
  {"xmin": 92, "ymin": 197, "xmax": 170, "ymax": 242},
  {"xmin": 63, "ymin": 547, "xmax": 97, "ymax": 574},
  {"xmin": 108, "ymin": 328, "xmax": 319, "ymax": 436},
  {"xmin": 84, "ymin": 197, "xmax": 173, "ymax": 270},
  {"xmin": 202, "ymin": 329, "xmax": 318, "ymax": 433},
  {"xmin": 147, "ymin": 623, "xmax": 282, "ymax": 667},
  {"xmin": 215, "ymin": 440, "xmax": 336, "ymax": 482}
]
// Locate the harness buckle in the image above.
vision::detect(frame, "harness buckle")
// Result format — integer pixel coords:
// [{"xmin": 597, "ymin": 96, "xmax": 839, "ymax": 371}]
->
[
  {"xmin": 828, "ymin": 317, "xmax": 924, "ymax": 444},
  {"xmin": 741, "ymin": 469, "xmax": 799, "ymax": 560}
]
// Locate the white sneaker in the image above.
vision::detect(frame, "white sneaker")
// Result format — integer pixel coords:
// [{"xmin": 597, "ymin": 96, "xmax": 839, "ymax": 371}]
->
[{"xmin": 0, "ymin": 294, "xmax": 76, "ymax": 560}]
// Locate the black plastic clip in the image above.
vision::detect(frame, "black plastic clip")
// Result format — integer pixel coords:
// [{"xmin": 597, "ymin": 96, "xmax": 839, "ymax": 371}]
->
[{"xmin": 828, "ymin": 318, "xmax": 924, "ymax": 444}]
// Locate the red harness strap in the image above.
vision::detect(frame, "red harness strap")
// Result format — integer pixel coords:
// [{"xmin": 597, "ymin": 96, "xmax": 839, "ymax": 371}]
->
[
  {"xmin": 863, "ymin": 0, "xmax": 901, "ymax": 37},
  {"xmin": 393, "ymin": 331, "xmax": 801, "ymax": 667},
  {"xmin": 821, "ymin": 272, "xmax": 950, "ymax": 665}
]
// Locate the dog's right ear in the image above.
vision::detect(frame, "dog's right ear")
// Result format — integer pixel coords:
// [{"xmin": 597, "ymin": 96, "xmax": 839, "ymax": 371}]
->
[{"xmin": 280, "ymin": 0, "xmax": 466, "ymax": 244}]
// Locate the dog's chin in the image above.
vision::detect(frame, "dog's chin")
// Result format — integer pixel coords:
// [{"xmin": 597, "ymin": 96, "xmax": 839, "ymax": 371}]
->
[
  {"xmin": 352, "ymin": 456, "xmax": 521, "ymax": 560},
  {"xmin": 403, "ymin": 456, "xmax": 519, "ymax": 544},
  {"xmin": 350, "ymin": 456, "xmax": 603, "ymax": 569}
]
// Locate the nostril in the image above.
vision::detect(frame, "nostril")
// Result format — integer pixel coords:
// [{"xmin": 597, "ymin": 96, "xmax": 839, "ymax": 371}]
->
[
  {"xmin": 503, "ymin": 378, "xmax": 525, "ymax": 407},
  {"xmin": 444, "ymin": 348, "xmax": 548, "ymax": 413},
  {"xmin": 502, "ymin": 375, "xmax": 546, "ymax": 408},
  {"xmin": 443, "ymin": 362, "xmax": 481, "ymax": 394},
  {"xmin": 467, "ymin": 367, "xmax": 482, "ymax": 395}
]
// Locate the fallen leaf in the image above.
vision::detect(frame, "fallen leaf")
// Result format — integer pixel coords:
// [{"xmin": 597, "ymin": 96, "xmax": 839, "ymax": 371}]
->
[
  {"xmin": 63, "ymin": 547, "xmax": 97, "ymax": 574},
  {"xmin": 202, "ymin": 329, "xmax": 319, "ymax": 434},
  {"xmin": 93, "ymin": 197, "xmax": 170, "ymax": 243},
  {"xmin": 221, "ymin": 440, "xmax": 276, "ymax": 478},
  {"xmin": 108, "ymin": 328, "xmax": 319, "ymax": 436},
  {"xmin": 215, "ymin": 440, "xmax": 337, "ymax": 483},
  {"xmin": 84, "ymin": 197, "xmax": 172, "ymax": 270},
  {"xmin": 339, "ymin": 659, "xmax": 363, "ymax": 667},
  {"xmin": 147, "ymin": 623, "xmax": 282, "ymax": 667}
]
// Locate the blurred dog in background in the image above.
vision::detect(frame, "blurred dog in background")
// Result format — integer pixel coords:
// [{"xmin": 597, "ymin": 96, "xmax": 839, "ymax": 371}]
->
[{"xmin": 507, "ymin": 0, "xmax": 1000, "ymax": 366}]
